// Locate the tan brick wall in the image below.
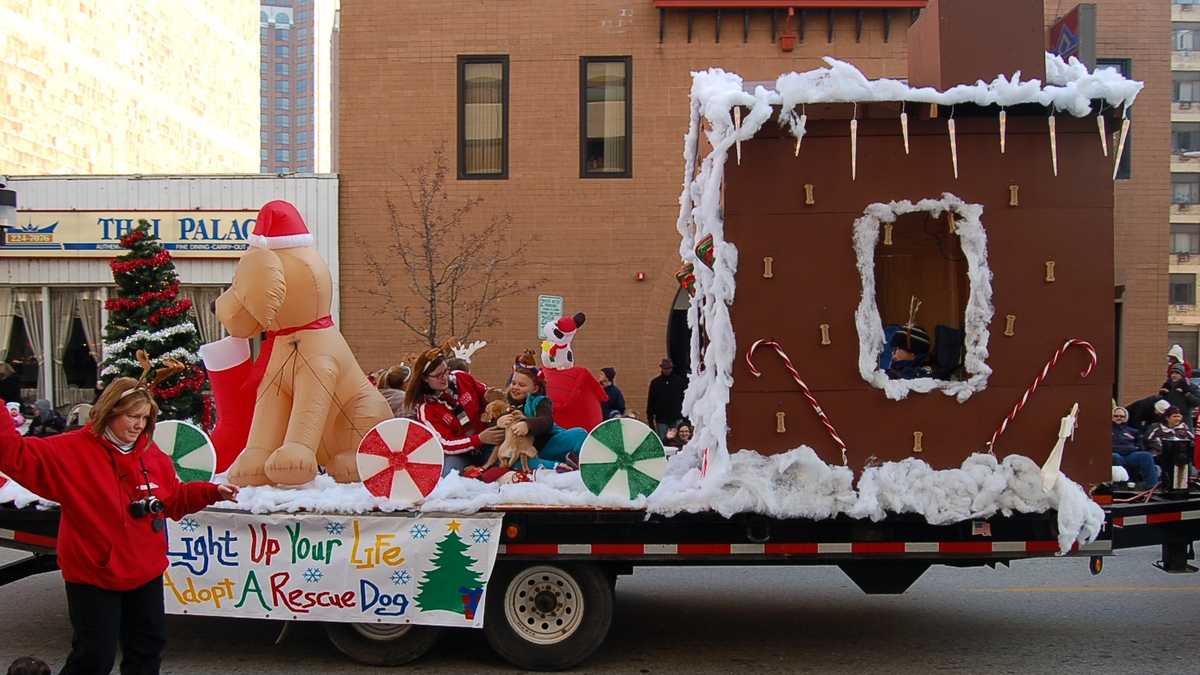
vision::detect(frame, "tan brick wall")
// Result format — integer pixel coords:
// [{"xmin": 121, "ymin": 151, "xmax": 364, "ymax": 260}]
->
[
  {"xmin": 1048, "ymin": 1, "xmax": 1170, "ymax": 402},
  {"xmin": 339, "ymin": 1, "xmax": 1165, "ymax": 412},
  {"xmin": 0, "ymin": 1, "xmax": 259, "ymax": 174}
]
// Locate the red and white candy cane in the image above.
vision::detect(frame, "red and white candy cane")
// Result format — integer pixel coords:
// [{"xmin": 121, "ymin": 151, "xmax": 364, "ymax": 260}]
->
[
  {"xmin": 745, "ymin": 339, "xmax": 849, "ymax": 465},
  {"xmin": 987, "ymin": 338, "xmax": 1098, "ymax": 452}
]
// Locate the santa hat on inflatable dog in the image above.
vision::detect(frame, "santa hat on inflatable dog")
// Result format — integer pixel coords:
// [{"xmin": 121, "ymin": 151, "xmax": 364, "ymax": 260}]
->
[
  {"xmin": 248, "ymin": 200, "xmax": 314, "ymax": 249},
  {"xmin": 541, "ymin": 312, "xmax": 586, "ymax": 370}
]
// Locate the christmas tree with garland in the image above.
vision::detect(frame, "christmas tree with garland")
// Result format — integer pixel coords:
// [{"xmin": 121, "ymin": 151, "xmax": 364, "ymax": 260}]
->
[{"xmin": 101, "ymin": 220, "xmax": 207, "ymax": 422}]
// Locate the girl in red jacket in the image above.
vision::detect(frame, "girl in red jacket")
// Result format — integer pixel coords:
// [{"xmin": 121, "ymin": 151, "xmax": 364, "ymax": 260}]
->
[
  {"xmin": 0, "ymin": 377, "xmax": 237, "ymax": 674},
  {"xmin": 405, "ymin": 348, "xmax": 504, "ymax": 476}
]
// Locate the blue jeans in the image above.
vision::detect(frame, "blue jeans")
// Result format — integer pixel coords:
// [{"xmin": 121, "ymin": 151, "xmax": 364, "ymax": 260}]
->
[{"xmin": 1113, "ymin": 451, "xmax": 1160, "ymax": 484}]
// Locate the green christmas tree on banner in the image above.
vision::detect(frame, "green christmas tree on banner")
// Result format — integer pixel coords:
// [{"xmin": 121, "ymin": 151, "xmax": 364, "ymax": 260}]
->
[
  {"xmin": 414, "ymin": 520, "xmax": 483, "ymax": 615},
  {"xmin": 101, "ymin": 220, "xmax": 207, "ymax": 423}
]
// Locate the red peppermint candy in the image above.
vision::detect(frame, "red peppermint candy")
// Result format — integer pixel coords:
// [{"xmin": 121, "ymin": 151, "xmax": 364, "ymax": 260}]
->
[{"xmin": 356, "ymin": 419, "xmax": 445, "ymax": 501}]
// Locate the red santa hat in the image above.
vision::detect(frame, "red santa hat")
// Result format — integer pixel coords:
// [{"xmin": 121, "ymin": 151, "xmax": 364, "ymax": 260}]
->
[
  {"xmin": 248, "ymin": 200, "xmax": 314, "ymax": 249},
  {"xmin": 550, "ymin": 313, "xmax": 586, "ymax": 339}
]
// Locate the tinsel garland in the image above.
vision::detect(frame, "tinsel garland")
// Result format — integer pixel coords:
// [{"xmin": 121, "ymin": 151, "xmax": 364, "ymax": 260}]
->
[
  {"xmin": 148, "ymin": 298, "xmax": 193, "ymax": 326},
  {"xmin": 104, "ymin": 281, "xmax": 180, "ymax": 312},
  {"xmin": 101, "ymin": 322, "xmax": 198, "ymax": 360},
  {"xmin": 110, "ymin": 250, "xmax": 170, "ymax": 274},
  {"xmin": 119, "ymin": 229, "xmax": 148, "ymax": 247},
  {"xmin": 201, "ymin": 392, "xmax": 214, "ymax": 432},
  {"xmin": 154, "ymin": 365, "xmax": 206, "ymax": 400}
]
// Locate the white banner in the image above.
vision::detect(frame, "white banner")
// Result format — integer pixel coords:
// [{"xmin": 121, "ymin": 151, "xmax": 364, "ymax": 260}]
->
[{"xmin": 164, "ymin": 510, "xmax": 503, "ymax": 628}]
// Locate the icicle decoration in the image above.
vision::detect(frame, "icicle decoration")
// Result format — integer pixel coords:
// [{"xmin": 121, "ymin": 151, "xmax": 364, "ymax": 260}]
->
[
  {"xmin": 900, "ymin": 105, "xmax": 910, "ymax": 155},
  {"xmin": 850, "ymin": 120, "xmax": 858, "ymax": 180},
  {"xmin": 948, "ymin": 117, "xmax": 959, "ymax": 179},
  {"xmin": 1112, "ymin": 106, "xmax": 1130, "ymax": 181},
  {"xmin": 794, "ymin": 106, "xmax": 807, "ymax": 157},
  {"xmin": 1048, "ymin": 114, "xmax": 1058, "ymax": 177},
  {"xmin": 1097, "ymin": 114, "xmax": 1108, "ymax": 157},
  {"xmin": 999, "ymin": 109, "xmax": 1007, "ymax": 154},
  {"xmin": 734, "ymin": 106, "xmax": 742, "ymax": 165}
]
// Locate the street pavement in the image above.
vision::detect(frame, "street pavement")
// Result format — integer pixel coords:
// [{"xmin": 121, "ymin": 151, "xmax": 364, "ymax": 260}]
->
[{"xmin": 1, "ymin": 545, "xmax": 1197, "ymax": 673}]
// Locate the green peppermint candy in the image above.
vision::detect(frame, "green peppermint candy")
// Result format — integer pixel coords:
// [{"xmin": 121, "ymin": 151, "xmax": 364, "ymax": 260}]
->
[
  {"xmin": 153, "ymin": 420, "xmax": 217, "ymax": 483},
  {"xmin": 580, "ymin": 418, "xmax": 667, "ymax": 500}
]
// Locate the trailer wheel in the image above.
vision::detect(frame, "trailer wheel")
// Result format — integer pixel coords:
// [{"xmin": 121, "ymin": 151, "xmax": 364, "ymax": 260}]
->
[
  {"xmin": 484, "ymin": 562, "xmax": 612, "ymax": 671},
  {"xmin": 324, "ymin": 621, "xmax": 441, "ymax": 666}
]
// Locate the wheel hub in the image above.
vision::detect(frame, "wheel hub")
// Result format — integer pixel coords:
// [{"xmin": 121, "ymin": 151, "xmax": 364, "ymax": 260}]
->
[{"xmin": 504, "ymin": 566, "xmax": 585, "ymax": 645}]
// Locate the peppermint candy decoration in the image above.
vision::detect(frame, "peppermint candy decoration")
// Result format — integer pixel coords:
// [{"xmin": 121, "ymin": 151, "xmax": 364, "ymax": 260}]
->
[
  {"xmin": 153, "ymin": 420, "xmax": 217, "ymax": 483},
  {"xmin": 580, "ymin": 418, "xmax": 667, "ymax": 499},
  {"xmin": 356, "ymin": 419, "xmax": 444, "ymax": 501}
]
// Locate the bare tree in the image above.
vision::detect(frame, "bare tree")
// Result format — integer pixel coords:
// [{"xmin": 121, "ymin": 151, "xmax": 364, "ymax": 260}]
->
[{"xmin": 360, "ymin": 145, "xmax": 541, "ymax": 347}]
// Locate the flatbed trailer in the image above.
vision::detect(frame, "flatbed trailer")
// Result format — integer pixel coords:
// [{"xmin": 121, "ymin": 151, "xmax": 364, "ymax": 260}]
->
[{"xmin": 3, "ymin": 489, "xmax": 1197, "ymax": 670}]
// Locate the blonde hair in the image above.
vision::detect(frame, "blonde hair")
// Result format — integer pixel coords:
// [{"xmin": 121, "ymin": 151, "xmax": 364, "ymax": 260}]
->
[{"xmin": 88, "ymin": 378, "xmax": 159, "ymax": 439}]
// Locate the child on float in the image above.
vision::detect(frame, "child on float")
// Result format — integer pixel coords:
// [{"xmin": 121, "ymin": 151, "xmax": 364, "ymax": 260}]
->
[{"xmin": 505, "ymin": 352, "xmax": 584, "ymax": 471}]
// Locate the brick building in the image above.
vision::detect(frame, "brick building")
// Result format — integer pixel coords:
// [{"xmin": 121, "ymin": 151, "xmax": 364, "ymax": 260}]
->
[
  {"xmin": 0, "ymin": 0, "xmax": 259, "ymax": 175},
  {"xmin": 259, "ymin": 0, "xmax": 339, "ymax": 174},
  {"xmin": 337, "ymin": 0, "xmax": 1168, "ymax": 414},
  {"xmin": 1169, "ymin": 1, "xmax": 1200, "ymax": 372}
]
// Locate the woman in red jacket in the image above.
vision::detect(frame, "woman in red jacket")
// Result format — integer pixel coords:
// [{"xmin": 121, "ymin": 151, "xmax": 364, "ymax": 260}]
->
[
  {"xmin": 405, "ymin": 348, "xmax": 504, "ymax": 476},
  {"xmin": 0, "ymin": 378, "xmax": 237, "ymax": 674}
]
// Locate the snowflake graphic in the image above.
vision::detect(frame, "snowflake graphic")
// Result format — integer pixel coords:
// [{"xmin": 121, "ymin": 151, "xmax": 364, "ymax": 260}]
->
[
  {"xmin": 471, "ymin": 528, "xmax": 491, "ymax": 544},
  {"xmin": 303, "ymin": 568, "xmax": 324, "ymax": 583},
  {"xmin": 390, "ymin": 569, "xmax": 411, "ymax": 586},
  {"xmin": 179, "ymin": 517, "xmax": 199, "ymax": 533},
  {"xmin": 325, "ymin": 521, "xmax": 345, "ymax": 536},
  {"xmin": 410, "ymin": 523, "xmax": 430, "ymax": 540}
]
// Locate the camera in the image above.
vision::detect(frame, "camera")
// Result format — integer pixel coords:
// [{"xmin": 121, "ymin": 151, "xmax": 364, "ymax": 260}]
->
[{"xmin": 129, "ymin": 496, "xmax": 164, "ymax": 519}]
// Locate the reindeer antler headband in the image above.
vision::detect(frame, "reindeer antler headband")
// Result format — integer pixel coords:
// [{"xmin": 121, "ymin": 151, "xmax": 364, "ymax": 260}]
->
[{"xmin": 118, "ymin": 349, "xmax": 185, "ymax": 399}]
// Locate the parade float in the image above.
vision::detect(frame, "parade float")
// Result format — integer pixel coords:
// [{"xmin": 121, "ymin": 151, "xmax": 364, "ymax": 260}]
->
[{"xmin": 3, "ymin": 1, "xmax": 1199, "ymax": 670}]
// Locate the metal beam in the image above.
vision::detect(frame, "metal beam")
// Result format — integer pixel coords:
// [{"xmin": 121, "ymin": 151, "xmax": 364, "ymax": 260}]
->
[{"xmin": 827, "ymin": 8, "xmax": 834, "ymax": 43}]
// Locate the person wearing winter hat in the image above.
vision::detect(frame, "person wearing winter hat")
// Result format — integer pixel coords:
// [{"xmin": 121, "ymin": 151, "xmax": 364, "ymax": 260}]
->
[
  {"xmin": 886, "ymin": 325, "xmax": 933, "ymax": 380},
  {"xmin": 1159, "ymin": 363, "xmax": 1200, "ymax": 430},
  {"xmin": 598, "ymin": 367, "xmax": 626, "ymax": 419},
  {"xmin": 1167, "ymin": 344, "xmax": 1193, "ymax": 381},
  {"xmin": 1145, "ymin": 405, "xmax": 1194, "ymax": 481},
  {"xmin": 647, "ymin": 358, "xmax": 686, "ymax": 440}
]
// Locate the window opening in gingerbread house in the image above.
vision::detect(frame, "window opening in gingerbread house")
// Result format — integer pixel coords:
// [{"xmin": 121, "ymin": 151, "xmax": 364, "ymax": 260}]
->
[{"xmin": 854, "ymin": 197, "xmax": 993, "ymax": 402}]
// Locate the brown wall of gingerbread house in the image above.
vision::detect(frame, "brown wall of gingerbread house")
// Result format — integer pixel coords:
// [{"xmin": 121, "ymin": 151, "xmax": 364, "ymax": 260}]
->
[{"xmin": 724, "ymin": 106, "xmax": 1114, "ymax": 486}]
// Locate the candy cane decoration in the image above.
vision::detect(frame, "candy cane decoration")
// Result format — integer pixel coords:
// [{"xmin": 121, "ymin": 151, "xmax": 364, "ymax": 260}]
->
[
  {"xmin": 987, "ymin": 339, "xmax": 1098, "ymax": 453},
  {"xmin": 746, "ymin": 339, "xmax": 848, "ymax": 465}
]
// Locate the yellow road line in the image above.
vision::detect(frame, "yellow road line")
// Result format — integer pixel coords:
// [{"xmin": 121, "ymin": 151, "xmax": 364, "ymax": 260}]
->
[{"xmin": 972, "ymin": 586, "xmax": 1200, "ymax": 593}]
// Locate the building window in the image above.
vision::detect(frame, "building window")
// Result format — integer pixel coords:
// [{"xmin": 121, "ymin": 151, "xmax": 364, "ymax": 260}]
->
[
  {"xmin": 260, "ymin": 95, "xmax": 268, "ymax": 109},
  {"xmin": 275, "ymin": 80, "xmax": 290, "ymax": 93},
  {"xmin": 296, "ymin": 131, "xmax": 310, "ymax": 144},
  {"xmin": 1174, "ymin": 122, "xmax": 1200, "ymax": 154},
  {"xmin": 297, "ymin": 79, "xmax": 309, "ymax": 93},
  {"xmin": 457, "ymin": 55, "xmax": 509, "ymax": 179},
  {"xmin": 295, "ymin": 114, "xmax": 309, "ymax": 127},
  {"xmin": 261, "ymin": 148, "xmax": 268, "ymax": 161},
  {"xmin": 298, "ymin": 28, "xmax": 310, "ymax": 40},
  {"xmin": 261, "ymin": 164, "xmax": 270, "ymax": 173},
  {"xmin": 1171, "ymin": 274, "xmax": 1197, "ymax": 306},
  {"xmin": 260, "ymin": 131, "xmax": 268, "ymax": 144},
  {"xmin": 1174, "ymin": 174, "xmax": 1200, "ymax": 204},
  {"xmin": 298, "ymin": 148, "xmax": 311, "ymax": 162},
  {"xmin": 1098, "ymin": 59, "xmax": 1132, "ymax": 180},
  {"xmin": 261, "ymin": 113, "xmax": 268, "ymax": 126},
  {"xmin": 1176, "ymin": 72, "xmax": 1200, "ymax": 103},
  {"xmin": 580, "ymin": 56, "xmax": 632, "ymax": 178},
  {"xmin": 276, "ymin": 97, "xmax": 290, "ymax": 110},
  {"xmin": 297, "ymin": 61, "xmax": 309, "ymax": 75},
  {"xmin": 276, "ymin": 149, "xmax": 291, "ymax": 163},
  {"xmin": 278, "ymin": 166, "xmax": 291, "ymax": 173},
  {"xmin": 1173, "ymin": 224, "xmax": 1200, "ymax": 254},
  {"xmin": 275, "ymin": 114, "xmax": 290, "ymax": 128},
  {"xmin": 1177, "ymin": 0, "xmax": 1200, "ymax": 6},
  {"xmin": 1169, "ymin": 331, "xmax": 1200, "ymax": 369},
  {"xmin": 276, "ymin": 62, "xmax": 289, "ymax": 76},
  {"xmin": 275, "ymin": 132, "xmax": 290, "ymax": 145},
  {"xmin": 276, "ymin": 45, "xmax": 290, "ymax": 58},
  {"xmin": 1177, "ymin": 23, "xmax": 1200, "ymax": 51},
  {"xmin": 275, "ymin": 27, "xmax": 289, "ymax": 40}
]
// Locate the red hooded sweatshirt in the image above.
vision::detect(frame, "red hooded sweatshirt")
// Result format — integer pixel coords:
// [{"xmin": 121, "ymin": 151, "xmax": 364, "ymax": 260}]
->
[{"xmin": 0, "ymin": 400, "xmax": 221, "ymax": 591}]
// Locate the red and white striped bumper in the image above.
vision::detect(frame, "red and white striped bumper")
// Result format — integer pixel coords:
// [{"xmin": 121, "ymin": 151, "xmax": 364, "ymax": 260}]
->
[{"xmin": 500, "ymin": 539, "xmax": 1112, "ymax": 557}]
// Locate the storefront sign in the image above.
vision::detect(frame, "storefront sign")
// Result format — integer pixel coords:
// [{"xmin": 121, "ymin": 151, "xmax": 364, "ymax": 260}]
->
[
  {"xmin": 164, "ymin": 510, "xmax": 503, "ymax": 627},
  {"xmin": 0, "ymin": 210, "xmax": 259, "ymax": 257},
  {"xmin": 537, "ymin": 294, "xmax": 564, "ymax": 335}
]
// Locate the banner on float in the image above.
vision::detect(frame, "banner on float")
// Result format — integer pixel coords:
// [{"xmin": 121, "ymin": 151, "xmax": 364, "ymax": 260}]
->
[
  {"xmin": 164, "ymin": 510, "xmax": 503, "ymax": 628},
  {"xmin": 1, "ymin": 210, "xmax": 258, "ymax": 257}
]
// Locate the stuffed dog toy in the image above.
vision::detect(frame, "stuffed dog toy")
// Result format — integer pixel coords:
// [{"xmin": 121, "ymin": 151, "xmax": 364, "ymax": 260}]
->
[
  {"xmin": 214, "ymin": 200, "xmax": 392, "ymax": 487},
  {"xmin": 479, "ymin": 399, "xmax": 537, "ymax": 473}
]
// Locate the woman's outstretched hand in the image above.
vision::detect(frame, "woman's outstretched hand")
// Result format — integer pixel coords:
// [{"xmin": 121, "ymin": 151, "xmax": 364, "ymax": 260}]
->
[{"xmin": 216, "ymin": 484, "xmax": 240, "ymax": 501}]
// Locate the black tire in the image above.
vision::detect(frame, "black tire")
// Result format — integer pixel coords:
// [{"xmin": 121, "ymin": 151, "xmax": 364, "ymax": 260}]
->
[
  {"xmin": 324, "ymin": 621, "xmax": 441, "ymax": 666},
  {"xmin": 484, "ymin": 562, "xmax": 613, "ymax": 671}
]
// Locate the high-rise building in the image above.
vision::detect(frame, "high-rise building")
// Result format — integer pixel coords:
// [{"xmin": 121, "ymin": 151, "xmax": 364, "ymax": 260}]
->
[
  {"xmin": 0, "ymin": 1, "xmax": 259, "ymax": 174},
  {"xmin": 1170, "ymin": 1, "xmax": 1200, "ymax": 367},
  {"xmin": 259, "ymin": 0, "xmax": 338, "ymax": 174}
]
